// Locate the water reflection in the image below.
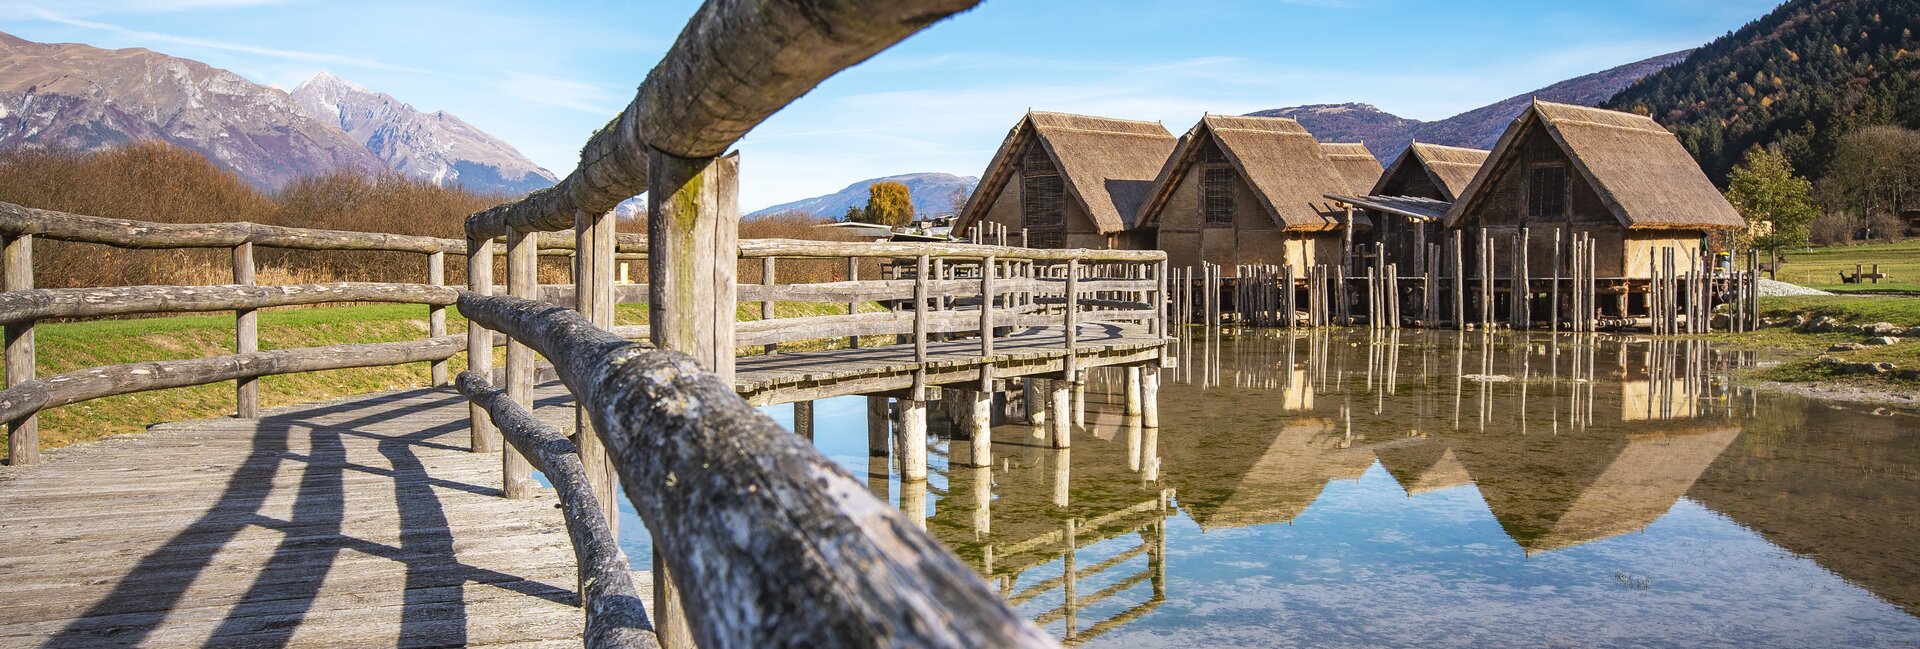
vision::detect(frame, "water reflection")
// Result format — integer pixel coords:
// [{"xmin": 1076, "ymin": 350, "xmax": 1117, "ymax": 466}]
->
[{"xmin": 789, "ymin": 329, "xmax": 1920, "ymax": 647}]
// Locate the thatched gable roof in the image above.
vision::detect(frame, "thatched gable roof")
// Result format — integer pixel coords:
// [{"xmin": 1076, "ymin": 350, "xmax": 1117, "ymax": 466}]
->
[
  {"xmin": 1374, "ymin": 142, "xmax": 1489, "ymax": 201},
  {"xmin": 1444, "ymin": 100, "xmax": 1744, "ymax": 231},
  {"xmin": 955, "ymin": 111, "xmax": 1176, "ymax": 235},
  {"xmin": 1320, "ymin": 142, "xmax": 1385, "ymax": 196},
  {"xmin": 1138, "ymin": 115, "xmax": 1360, "ymax": 232}
]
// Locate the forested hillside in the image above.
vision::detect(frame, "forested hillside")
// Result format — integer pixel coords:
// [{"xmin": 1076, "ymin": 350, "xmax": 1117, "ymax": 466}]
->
[{"xmin": 1605, "ymin": 0, "xmax": 1920, "ymax": 182}]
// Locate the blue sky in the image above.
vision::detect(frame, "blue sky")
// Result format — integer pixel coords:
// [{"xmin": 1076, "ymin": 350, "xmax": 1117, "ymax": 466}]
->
[{"xmin": 4, "ymin": 0, "xmax": 1779, "ymax": 211}]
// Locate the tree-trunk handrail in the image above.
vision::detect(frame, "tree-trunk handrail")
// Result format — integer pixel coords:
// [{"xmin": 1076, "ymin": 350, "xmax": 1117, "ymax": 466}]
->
[
  {"xmin": 456, "ymin": 292, "xmax": 1056, "ymax": 648},
  {"xmin": 0, "ymin": 336, "xmax": 464, "ymax": 426},
  {"xmin": 0, "ymin": 282, "xmax": 458, "ymax": 325},
  {"xmin": 460, "ymin": 0, "xmax": 985, "ymax": 240},
  {"xmin": 455, "ymin": 371, "xmax": 660, "ymax": 649}
]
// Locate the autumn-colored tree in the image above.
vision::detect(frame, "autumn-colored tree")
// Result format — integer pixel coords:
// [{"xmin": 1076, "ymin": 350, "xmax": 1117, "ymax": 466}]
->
[
  {"xmin": 1725, "ymin": 146, "xmax": 1818, "ymax": 275},
  {"xmin": 860, "ymin": 181, "xmax": 914, "ymax": 227}
]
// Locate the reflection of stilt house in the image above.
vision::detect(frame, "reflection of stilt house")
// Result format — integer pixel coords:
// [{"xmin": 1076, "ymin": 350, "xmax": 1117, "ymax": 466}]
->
[
  {"xmin": 952, "ymin": 111, "xmax": 1176, "ymax": 249},
  {"xmin": 1450, "ymin": 423, "xmax": 1739, "ymax": 553},
  {"xmin": 1137, "ymin": 115, "xmax": 1365, "ymax": 272},
  {"xmin": 1441, "ymin": 100, "xmax": 1746, "ymax": 322}
]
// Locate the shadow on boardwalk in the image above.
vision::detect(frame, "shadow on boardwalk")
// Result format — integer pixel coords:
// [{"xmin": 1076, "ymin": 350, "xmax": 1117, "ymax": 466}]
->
[{"xmin": 0, "ymin": 386, "xmax": 589, "ymax": 648}]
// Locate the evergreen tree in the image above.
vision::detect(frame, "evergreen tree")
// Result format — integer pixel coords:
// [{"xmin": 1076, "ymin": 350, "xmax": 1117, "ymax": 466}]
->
[
  {"xmin": 842, "ymin": 205, "xmax": 862, "ymax": 222},
  {"xmin": 1725, "ymin": 146, "xmax": 1818, "ymax": 272},
  {"xmin": 861, "ymin": 181, "xmax": 914, "ymax": 227}
]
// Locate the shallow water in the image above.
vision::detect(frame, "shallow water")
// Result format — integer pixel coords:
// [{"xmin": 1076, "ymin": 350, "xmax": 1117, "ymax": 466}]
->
[{"xmin": 624, "ymin": 330, "xmax": 1920, "ymax": 647}]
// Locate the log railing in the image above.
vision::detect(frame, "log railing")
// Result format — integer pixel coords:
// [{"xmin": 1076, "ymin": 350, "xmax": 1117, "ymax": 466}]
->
[
  {"xmin": 0, "ymin": 201, "xmax": 471, "ymax": 466},
  {"xmin": 458, "ymin": 292, "xmax": 1056, "ymax": 648}
]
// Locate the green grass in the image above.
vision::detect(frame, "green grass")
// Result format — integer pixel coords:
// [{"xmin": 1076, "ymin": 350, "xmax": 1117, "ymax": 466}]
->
[
  {"xmin": 1769, "ymin": 240, "xmax": 1920, "ymax": 293},
  {"xmin": 4, "ymin": 299, "xmax": 883, "ymax": 454},
  {"xmin": 1710, "ymin": 295, "xmax": 1920, "ymax": 389},
  {"xmin": 1759, "ymin": 295, "xmax": 1920, "ymax": 327}
]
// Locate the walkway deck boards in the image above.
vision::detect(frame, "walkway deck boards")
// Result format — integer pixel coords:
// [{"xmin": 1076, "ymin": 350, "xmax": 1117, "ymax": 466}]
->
[
  {"xmin": 0, "ymin": 325, "xmax": 1164, "ymax": 648},
  {"xmin": 0, "ymin": 385, "xmax": 601, "ymax": 649}
]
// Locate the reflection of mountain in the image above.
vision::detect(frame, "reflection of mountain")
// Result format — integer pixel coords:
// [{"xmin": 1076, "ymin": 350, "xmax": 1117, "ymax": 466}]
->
[
  {"xmin": 1449, "ymin": 423, "xmax": 1738, "ymax": 552},
  {"xmin": 1688, "ymin": 406, "xmax": 1920, "ymax": 616}
]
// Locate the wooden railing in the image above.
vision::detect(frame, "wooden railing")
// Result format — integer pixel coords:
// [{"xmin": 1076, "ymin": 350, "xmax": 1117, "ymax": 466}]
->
[{"xmin": 0, "ymin": 201, "xmax": 468, "ymax": 465}]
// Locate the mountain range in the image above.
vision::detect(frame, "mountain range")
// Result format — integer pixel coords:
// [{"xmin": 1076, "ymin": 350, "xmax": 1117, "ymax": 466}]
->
[
  {"xmin": 746, "ymin": 172, "xmax": 978, "ymax": 220},
  {"xmin": 1250, "ymin": 50, "xmax": 1694, "ymax": 162},
  {"xmin": 0, "ymin": 31, "xmax": 554, "ymax": 195}
]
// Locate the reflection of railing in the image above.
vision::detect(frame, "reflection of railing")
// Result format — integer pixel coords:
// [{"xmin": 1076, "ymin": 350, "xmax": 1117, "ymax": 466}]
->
[{"xmin": 995, "ymin": 491, "xmax": 1173, "ymax": 646}]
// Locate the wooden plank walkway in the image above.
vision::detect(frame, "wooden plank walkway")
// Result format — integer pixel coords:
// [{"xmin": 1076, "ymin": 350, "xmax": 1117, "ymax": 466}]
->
[
  {"xmin": 0, "ymin": 384, "xmax": 616, "ymax": 649},
  {"xmin": 0, "ymin": 325, "xmax": 1163, "ymax": 648}
]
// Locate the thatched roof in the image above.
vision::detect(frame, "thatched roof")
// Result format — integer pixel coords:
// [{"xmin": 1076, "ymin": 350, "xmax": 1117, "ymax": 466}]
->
[
  {"xmin": 1373, "ymin": 142, "xmax": 1489, "ymax": 201},
  {"xmin": 1444, "ymin": 100, "xmax": 1744, "ymax": 231},
  {"xmin": 1320, "ymin": 142, "xmax": 1384, "ymax": 196},
  {"xmin": 1138, "ymin": 115, "xmax": 1362, "ymax": 232},
  {"xmin": 954, "ymin": 111, "xmax": 1176, "ymax": 235}
]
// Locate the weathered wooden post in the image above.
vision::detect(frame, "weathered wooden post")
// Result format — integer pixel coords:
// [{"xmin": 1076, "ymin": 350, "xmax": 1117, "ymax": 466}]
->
[
  {"xmin": 966, "ymin": 254, "xmax": 996, "ymax": 467},
  {"xmin": 575, "ymin": 208, "xmax": 619, "ymax": 530},
  {"xmin": 1125, "ymin": 365, "xmax": 1144, "ymax": 417},
  {"xmin": 1451, "ymin": 231, "xmax": 1465, "ymax": 331},
  {"xmin": 233, "ymin": 241, "xmax": 258, "ymax": 418},
  {"xmin": 793, "ymin": 400, "xmax": 814, "ymax": 441},
  {"xmin": 1048, "ymin": 378, "xmax": 1071, "ymax": 449},
  {"xmin": 761, "ymin": 256, "xmax": 778, "ymax": 355},
  {"xmin": 646, "ymin": 149, "xmax": 741, "ymax": 649},
  {"xmin": 428, "ymin": 250, "xmax": 449, "ymax": 386},
  {"xmin": 901, "ymin": 254, "xmax": 931, "ymax": 482},
  {"xmin": 501, "ymin": 228, "xmax": 539, "ymax": 502},
  {"xmin": 648, "ymin": 150, "xmax": 740, "ymax": 381},
  {"xmin": 4, "ymin": 233, "xmax": 36, "ymax": 465},
  {"xmin": 465, "ymin": 237, "xmax": 498, "ymax": 454},
  {"xmin": 846, "ymin": 256, "xmax": 861, "ymax": 349},
  {"xmin": 1064, "ymin": 258, "xmax": 1080, "ymax": 378},
  {"xmin": 1141, "ymin": 364, "xmax": 1161, "ymax": 429},
  {"xmin": 867, "ymin": 395, "xmax": 891, "ymax": 456}
]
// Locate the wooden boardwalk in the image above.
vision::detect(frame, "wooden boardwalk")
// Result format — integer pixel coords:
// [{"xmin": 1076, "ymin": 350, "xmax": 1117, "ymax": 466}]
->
[
  {"xmin": 0, "ymin": 383, "xmax": 614, "ymax": 649},
  {"xmin": 0, "ymin": 324, "xmax": 1162, "ymax": 648}
]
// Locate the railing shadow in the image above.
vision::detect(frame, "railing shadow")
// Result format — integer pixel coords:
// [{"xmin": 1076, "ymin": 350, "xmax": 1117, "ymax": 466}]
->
[{"xmin": 40, "ymin": 387, "xmax": 571, "ymax": 649}]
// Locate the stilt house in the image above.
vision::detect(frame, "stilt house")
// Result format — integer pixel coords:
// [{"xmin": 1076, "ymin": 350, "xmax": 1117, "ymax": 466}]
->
[
  {"xmin": 1136, "ymin": 115, "xmax": 1365, "ymax": 271},
  {"xmin": 1442, "ymin": 100, "xmax": 1745, "ymax": 280},
  {"xmin": 953, "ymin": 111, "xmax": 1177, "ymax": 249},
  {"xmin": 1332, "ymin": 142, "xmax": 1490, "ymax": 271}
]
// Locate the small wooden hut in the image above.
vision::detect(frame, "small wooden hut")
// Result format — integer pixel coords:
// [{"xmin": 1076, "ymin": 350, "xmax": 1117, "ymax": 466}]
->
[
  {"xmin": 1334, "ymin": 142, "xmax": 1491, "ymax": 271},
  {"xmin": 953, "ymin": 111, "xmax": 1176, "ymax": 249},
  {"xmin": 1443, "ymin": 100, "xmax": 1745, "ymax": 281},
  {"xmin": 1136, "ymin": 115, "xmax": 1364, "ymax": 271}
]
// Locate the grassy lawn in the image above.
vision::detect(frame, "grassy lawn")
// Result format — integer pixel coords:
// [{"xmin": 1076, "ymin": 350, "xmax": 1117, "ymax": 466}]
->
[
  {"xmin": 3, "ymin": 299, "xmax": 883, "ymax": 454},
  {"xmin": 1759, "ymin": 295, "xmax": 1920, "ymax": 327},
  {"xmin": 1768, "ymin": 239, "xmax": 1920, "ymax": 293}
]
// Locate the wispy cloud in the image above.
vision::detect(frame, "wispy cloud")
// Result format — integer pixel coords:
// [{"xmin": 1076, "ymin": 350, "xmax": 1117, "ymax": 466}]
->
[
  {"xmin": 17, "ymin": 6, "xmax": 429, "ymax": 73},
  {"xmin": 3, "ymin": 0, "xmax": 290, "ymax": 15},
  {"xmin": 492, "ymin": 71, "xmax": 622, "ymax": 116}
]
